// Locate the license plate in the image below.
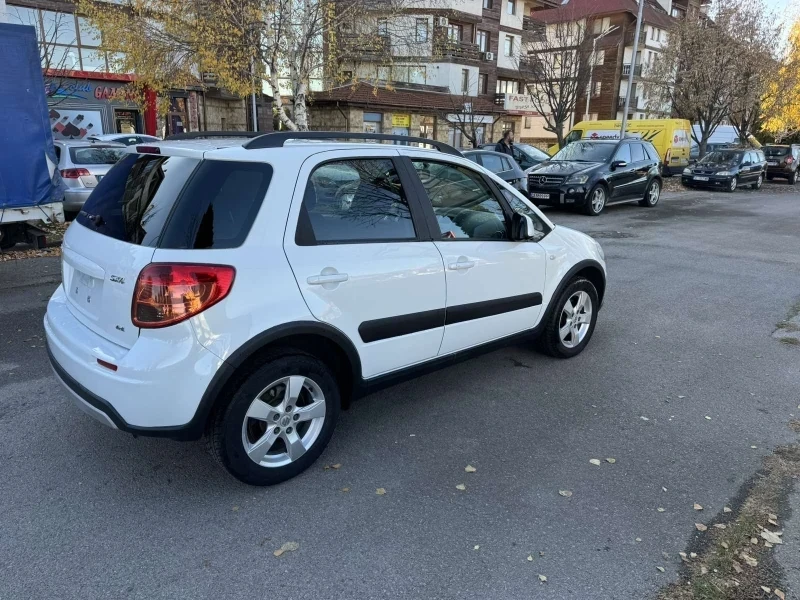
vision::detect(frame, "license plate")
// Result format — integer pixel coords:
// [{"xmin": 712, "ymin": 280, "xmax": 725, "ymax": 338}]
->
[
  {"xmin": 693, "ymin": 176, "xmax": 709, "ymax": 181},
  {"xmin": 71, "ymin": 271, "xmax": 99, "ymax": 309},
  {"xmin": 768, "ymin": 161, "xmax": 778, "ymax": 166},
  {"xmin": 530, "ymin": 192, "xmax": 550, "ymax": 200}
]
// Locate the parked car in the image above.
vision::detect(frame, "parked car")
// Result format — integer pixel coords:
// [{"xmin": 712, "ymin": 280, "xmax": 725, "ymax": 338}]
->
[
  {"xmin": 54, "ymin": 140, "xmax": 126, "ymax": 215},
  {"xmin": 463, "ymin": 149, "xmax": 527, "ymax": 192},
  {"xmin": 682, "ymin": 148, "xmax": 766, "ymax": 192},
  {"xmin": 526, "ymin": 139, "xmax": 662, "ymax": 216},
  {"xmin": 45, "ymin": 131, "xmax": 607, "ymax": 486},
  {"xmin": 478, "ymin": 142, "xmax": 550, "ymax": 170},
  {"xmin": 689, "ymin": 142, "xmax": 736, "ymax": 163},
  {"xmin": 763, "ymin": 144, "xmax": 800, "ymax": 184},
  {"xmin": 87, "ymin": 133, "xmax": 162, "ymax": 146}
]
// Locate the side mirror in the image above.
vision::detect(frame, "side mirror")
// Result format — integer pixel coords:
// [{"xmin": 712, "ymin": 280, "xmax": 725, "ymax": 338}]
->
[
  {"xmin": 512, "ymin": 213, "xmax": 535, "ymax": 240},
  {"xmin": 611, "ymin": 160, "xmax": 628, "ymax": 170}
]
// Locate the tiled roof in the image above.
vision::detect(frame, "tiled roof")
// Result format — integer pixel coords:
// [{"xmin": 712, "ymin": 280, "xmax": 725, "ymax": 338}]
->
[
  {"xmin": 313, "ymin": 82, "xmax": 503, "ymax": 113},
  {"xmin": 530, "ymin": 0, "xmax": 675, "ymax": 29}
]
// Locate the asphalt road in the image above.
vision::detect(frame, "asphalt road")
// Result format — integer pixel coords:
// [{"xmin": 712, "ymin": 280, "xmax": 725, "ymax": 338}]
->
[{"xmin": 2, "ymin": 183, "xmax": 800, "ymax": 599}]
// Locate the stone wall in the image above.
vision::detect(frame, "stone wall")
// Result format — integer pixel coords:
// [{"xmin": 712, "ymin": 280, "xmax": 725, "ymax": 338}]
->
[{"xmin": 204, "ymin": 96, "xmax": 248, "ymax": 130}]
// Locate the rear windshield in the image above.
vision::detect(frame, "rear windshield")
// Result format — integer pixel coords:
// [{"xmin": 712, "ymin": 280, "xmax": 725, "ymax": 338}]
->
[
  {"xmin": 69, "ymin": 146, "xmax": 126, "ymax": 165},
  {"xmin": 76, "ymin": 153, "xmax": 272, "ymax": 249},
  {"xmin": 764, "ymin": 147, "xmax": 790, "ymax": 157}
]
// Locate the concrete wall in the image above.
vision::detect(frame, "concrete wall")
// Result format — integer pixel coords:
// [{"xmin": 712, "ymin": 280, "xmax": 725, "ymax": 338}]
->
[{"xmin": 204, "ymin": 96, "xmax": 248, "ymax": 130}]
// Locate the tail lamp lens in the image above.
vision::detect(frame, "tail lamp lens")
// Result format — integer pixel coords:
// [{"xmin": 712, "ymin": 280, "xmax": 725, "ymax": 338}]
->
[
  {"xmin": 132, "ymin": 264, "xmax": 235, "ymax": 328},
  {"xmin": 60, "ymin": 168, "xmax": 91, "ymax": 178}
]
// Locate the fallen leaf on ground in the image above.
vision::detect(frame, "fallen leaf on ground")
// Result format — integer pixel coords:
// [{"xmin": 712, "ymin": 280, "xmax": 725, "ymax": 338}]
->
[
  {"xmin": 465, "ymin": 465, "xmax": 477, "ymax": 473},
  {"xmin": 538, "ymin": 575, "xmax": 547, "ymax": 583},
  {"xmin": 769, "ymin": 513, "xmax": 778, "ymax": 520},
  {"xmin": 704, "ymin": 416, "xmax": 712, "ymax": 420},
  {"xmin": 679, "ymin": 552, "xmax": 687, "ymax": 560},
  {"xmin": 558, "ymin": 490, "xmax": 572, "ymax": 497},
  {"xmin": 273, "ymin": 549, "xmax": 284, "ymax": 557},
  {"xmin": 273, "ymin": 541, "xmax": 300, "ymax": 557},
  {"xmin": 527, "ymin": 555, "xmax": 533, "ymax": 562},
  {"xmin": 714, "ymin": 524, "xmax": 727, "ymax": 530},
  {"xmin": 740, "ymin": 552, "xmax": 758, "ymax": 567},
  {"xmin": 751, "ymin": 537, "xmax": 759, "ymax": 545},
  {"xmin": 695, "ymin": 523, "xmax": 708, "ymax": 531},
  {"xmin": 474, "ymin": 545, "xmax": 480, "ymax": 550},
  {"xmin": 232, "ymin": 506, "xmax": 239, "ymax": 511},
  {"xmin": 769, "ymin": 519, "xmax": 779, "ymax": 526},
  {"xmin": 694, "ymin": 503, "xmax": 703, "ymax": 511},
  {"xmin": 721, "ymin": 542, "xmax": 729, "ymax": 549},
  {"xmin": 662, "ymin": 487, "xmax": 668, "ymax": 492},
  {"xmin": 657, "ymin": 507, "xmax": 666, "ymax": 513},
  {"xmin": 635, "ymin": 538, "xmax": 642, "ymax": 542},
  {"xmin": 656, "ymin": 566, "xmax": 665, "ymax": 572},
  {"xmin": 456, "ymin": 484, "xmax": 466, "ymax": 491},
  {"xmin": 761, "ymin": 587, "xmax": 772, "ymax": 594},
  {"xmin": 539, "ymin": 551, "xmax": 545, "ymax": 557},
  {"xmin": 376, "ymin": 488, "xmax": 386, "ymax": 495},
  {"xmin": 678, "ymin": 395, "xmax": 686, "ymax": 399},
  {"xmin": 700, "ymin": 566, "xmax": 709, "ymax": 575},
  {"xmin": 332, "ymin": 463, "xmax": 341, "ymax": 469},
  {"xmin": 341, "ymin": 487, "xmax": 350, "ymax": 492},
  {"xmin": 765, "ymin": 541, "xmax": 774, "ymax": 548},
  {"xmin": 751, "ymin": 445, "xmax": 758, "ymax": 449},
  {"xmin": 606, "ymin": 458, "xmax": 616, "ymax": 464},
  {"xmin": 589, "ymin": 459, "xmax": 601, "ymax": 466},
  {"xmin": 690, "ymin": 553, "xmax": 697, "ymax": 559},
  {"xmin": 732, "ymin": 560, "xmax": 743, "ymax": 574},
  {"xmin": 761, "ymin": 530, "xmax": 783, "ymax": 545},
  {"xmin": 775, "ymin": 588, "xmax": 785, "ymax": 599},
  {"xmin": 640, "ymin": 416, "xmax": 650, "ymax": 421},
  {"xmin": 724, "ymin": 506, "xmax": 732, "ymax": 513}
]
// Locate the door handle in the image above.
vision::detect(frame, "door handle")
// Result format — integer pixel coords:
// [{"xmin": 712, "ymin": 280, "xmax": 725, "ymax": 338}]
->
[
  {"xmin": 448, "ymin": 260, "xmax": 475, "ymax": 271},
  {"xmin": 307, "ymin": 273, "xmax": 349, "ymax": 285}
]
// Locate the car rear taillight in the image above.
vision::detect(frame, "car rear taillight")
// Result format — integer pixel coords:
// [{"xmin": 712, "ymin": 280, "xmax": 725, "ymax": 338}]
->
[
  {"xmin": 132, "ymin": 264, "xmax": 235, "ymax": 328},
  {"xmin": 60, "ymin": 168, "xmax": 91, "ymax": 178}
]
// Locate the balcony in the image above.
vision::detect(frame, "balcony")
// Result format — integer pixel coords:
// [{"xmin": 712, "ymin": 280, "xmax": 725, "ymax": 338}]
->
[
  {"xmin": 522, "ymin": 16, "xmax": 546, "ymax": 40},
  {"xmin": 338, "ymin": 34, "xmax": 391, "ymax": 59},
  {"xmin": 617, "ymin": 96, "xmax": 646, "ymax": 110},
  {"xmin": 621, "ymin": 64, "xmax": 643, "ymax": 77},
  {"xmin": 433, "ymin": 41, "xmax": 480, "ymax": 62}
]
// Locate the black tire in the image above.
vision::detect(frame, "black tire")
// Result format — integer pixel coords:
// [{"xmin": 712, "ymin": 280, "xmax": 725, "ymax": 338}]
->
[
  {"xmin": 789, "ymin": 171, "xmax": 797, "ymax": 185},
  {"xmin": 537, "ymin": 277, "xmax": 600, "ymax": 359},
  {"xmin": 584, "ymin": 184, "xmax": 607, "ymax": 216},
  {"xmin": 767, "ymin": 175, "xmax": 774, "ymax": 181},
  {"xmin": 639, "ymin": 179, "xmax": 661, "ymax": 207},
  {"xmin": 751, "ymin": 173, "xmax": 764, "ymax": 190},
  {"xmin": 0, "ymin": 227, "xmax": 14, "ymax": 250},
  {"xmin": 206, "ymin": 351, "xmax": 340, "ymax": 486},
  {"xmin": 725, "ymin": 176, "xmax": 738, "ymax": 193}
]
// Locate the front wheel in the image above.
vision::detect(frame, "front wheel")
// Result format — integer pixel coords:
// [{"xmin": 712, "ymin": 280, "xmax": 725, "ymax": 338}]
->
[
  {"xmin": 751, "ymin": 173, "xmax": 764, "ymax": 190},
  {"xmin": 537, "ymin": 277, "xmax": 599, "ymax": 358},
  {"xmin": 789, "ymin": 171, "xmax": 797, "ymax": 185},
  {"xmin": 639, "ymin": 179, "xmax": 661, "ymax": 207},
  {"xmin": 584, "ymin": 185, "xmax": 607, "ymax": 216},
  {"xmin": 725, "ymin": 176, "xmax": 738, "ymax": 193},
  {"xmin": 207, "ymin": 352, "xmax": 340, "ymax": 486}
]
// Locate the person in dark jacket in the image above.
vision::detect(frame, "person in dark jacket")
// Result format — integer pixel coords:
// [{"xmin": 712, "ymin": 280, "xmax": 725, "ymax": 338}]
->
[{"xmin": 495, "ymin": 130, "xmax": 514, "ymax": 156}]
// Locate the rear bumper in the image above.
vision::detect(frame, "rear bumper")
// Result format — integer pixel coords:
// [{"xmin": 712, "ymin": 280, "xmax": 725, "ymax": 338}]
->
[
  {"xmin": 63, "ymin": 189, "xmax": 92, "ymax": 212},
  {"xmin": 44, "ymin": 285, "xmax": 224, "ymax": 440},
  {"xmin": 766, "ymin": 166, "xmax": 795, "ymax": 178}
]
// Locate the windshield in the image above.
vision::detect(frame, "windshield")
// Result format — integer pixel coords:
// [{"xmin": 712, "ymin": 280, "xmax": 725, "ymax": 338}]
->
[
  {"xmin": 764, "ymin": 147, "xmax": 790, "ymax": 157},
  {"xmin": 516, "ymin": 144, "xmax": 550, "ymax": 161},
  {"xmin": 69, "ymin": 146, "xmax": 126, "ymax": 165},
  {"xmin": 700, "ymin": 151, "xmax": 743, "ymax": 164},
  {"xmin": 551, "ymin": 142, "xmax": 614, "ymax": 162}
]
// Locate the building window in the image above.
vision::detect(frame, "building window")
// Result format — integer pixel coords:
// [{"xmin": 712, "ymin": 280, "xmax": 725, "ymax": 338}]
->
[
  {"xmin": 593, "ymin": 17, "xmax": 611, "ymax": 35},
  {"xmin": 363, "ymin": 112, "xmax": 382, "ymax": 134},
  {"xmin": 504, "ymin": 35, "xmax": 514, "ymax": 57},
  {"xmin": 478, "ymin": 73, "xmax": 488, "ymax": 94},
  {"xmin": 420, "ymin": 116, "xmax": 435, "ymax": 139},
  {"xmin": 593, "ymin": 81, "xmax": 601, "ymax": 96},
  {"xmin": 502, "ymin": 121, "xmax": 514, "ymax": 135},
  {"xmin": 416, "ymin": 18, "xmax": 428, "ymax": 42},
  {"xmin": 410, "ymin": 66, "xmax": 426, "ymax": 84},
  {"xmin": 447, "ymin": 24, "xmax": 463, "ymax": 42},
  {"xmin": 524, "ymin": 117, "xmax": 532, "ymax": 129},
  {"xmin": 377, "ymin": 65, "xmax": 390, "ymax": 80},
  {"xmin": 461, "ymin": 69, "xmax": 469, "ymax": 93},
  {"xmin": 496, "ymin": 78, "xmax": 518, "ymax": 94},
  {"xmin": 507, "ymin": 0, "xmax": 516, "ymax": 15},
  {"xmin": 594, "ymin": 49, "xmax": 605, "ymax": 65},
  {"xmin": 476, "ymin": 30, "xmax": 488, "ymax": 52},
  {"xmin": 377, "ymin": 18, "xmax": 388, "ymax": 36},
  {"xmin": 483, "ymin": 0, "xmax": 493, "ymax": 8}
]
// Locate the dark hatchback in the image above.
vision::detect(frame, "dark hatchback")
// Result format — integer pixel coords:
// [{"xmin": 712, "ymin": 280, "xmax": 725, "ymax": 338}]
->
[
  {"xmin": 682, "ymin": 149, "xmax": 766, "ymax": 192},
  {"xmin": 478, "ymin": 142, "xmax": 550, "ymax": 170},
  {"xmin": 764, "ymin": 144, "xmax": 799, "ymax": 184},
  {"xmin": 526, "ymin": 139, "xmax": 663, "ymax": 216}
]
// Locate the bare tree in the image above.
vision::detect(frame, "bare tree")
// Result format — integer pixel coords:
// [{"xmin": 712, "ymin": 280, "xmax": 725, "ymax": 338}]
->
[
  {"xmin": 517, "ymin": 13, "xmax": 594, "ymax": 149},
  {"xmin": 433, "ymin": 76, "xmax": 498, "ymax": 148}
]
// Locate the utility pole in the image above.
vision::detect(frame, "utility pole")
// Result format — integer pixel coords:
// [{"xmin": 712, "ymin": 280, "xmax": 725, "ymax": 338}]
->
[
  {"xmin": 250, "ymin": 57, "xmax": 258, "ymax": 132},
  {"xmin": 620, "ymin": 0, "xmax": 645, "ymax": 138},
  {"xmin": 585, "ymin": 25, "xmax": 619, "ymax": 121}
]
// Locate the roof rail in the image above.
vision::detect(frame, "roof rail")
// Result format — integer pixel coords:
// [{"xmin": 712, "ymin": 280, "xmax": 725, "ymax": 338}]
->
[
  {"xmin": 243, "ymin": 131, "xmax": 463, "ymax": 156},
  {"xmin": 164, "ymin": 131, "xmax": 260, "ymax": 141}
]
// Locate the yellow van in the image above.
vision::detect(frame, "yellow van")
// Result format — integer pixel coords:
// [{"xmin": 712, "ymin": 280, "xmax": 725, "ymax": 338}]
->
[{"xmin": 549, "ymin": 119, "xmax": 692, "ymax": 175}]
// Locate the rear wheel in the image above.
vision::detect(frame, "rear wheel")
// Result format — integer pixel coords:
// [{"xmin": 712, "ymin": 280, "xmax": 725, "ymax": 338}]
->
[
  {"xmin": 207, "ymin": 352, "xmax": 340, "ymax": 486},
  {"xmin": 725, "ymin": 176, "xmax": 738, "ymax": 193},
  {"xmin": 751, "ymin": 173, "xmax": 764, "ymax": 190},
  {"xmin": 639, "ymin": 179, "xmax": 661, "ymax": 207},
  {"xmin": 789, "ymin": 171, "xmax": 797, "ymax": 185},
  {"xmin": 584, "ymin": 184, "xmax": 607, "ymax": 216},
  {"xmin": 537, "ymin": 277, "xmax": 599, "ymax": 358}
]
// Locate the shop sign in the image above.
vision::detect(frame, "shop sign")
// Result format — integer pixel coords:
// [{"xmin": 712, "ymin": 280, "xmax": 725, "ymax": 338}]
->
[
  {"xmin": 392, "ymin": 114, "xmax": 411, "ymax": 128},
  {"xmin": 502, "ymin": 94, "xmax": 540, "ymax": 115},
  {"xmin": 446, "ymin": 114, "xmax": 495, "ymax": 124},
  {"xmin": 94, "ymin": 85, "xmax": 138, "ymax": 102}
]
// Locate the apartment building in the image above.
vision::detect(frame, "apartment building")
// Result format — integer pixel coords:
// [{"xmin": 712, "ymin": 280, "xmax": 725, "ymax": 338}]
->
[{"xmin": 312, "ymin": 0, "xmax": 561, "ymax": 146}]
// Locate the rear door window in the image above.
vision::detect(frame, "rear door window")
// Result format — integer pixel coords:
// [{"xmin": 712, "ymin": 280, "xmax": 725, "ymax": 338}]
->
[
  {"xmin": 77, "ymin": 154, "xmax": 272, "ymax": 248},
  {"xmin": 630, "ymin": 143, "xmax": 645, "ymax": 162},
  {"xmin": 481, "ymin": 153, "xmax": 504, "ymax": 173}
]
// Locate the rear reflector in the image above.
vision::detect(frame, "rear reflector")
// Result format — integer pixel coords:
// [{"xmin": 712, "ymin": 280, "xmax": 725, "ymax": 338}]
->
[
  {"xmin": 136, "ymin": 145, "xmax": 161, "ymax": 154},
  {"xmin": 60, "ymin": 168, "xmax": 91, "ymax": 178},
  {"xmin": 132, "ymin": 264, "xmax": 235, "ymax": 328},
  {"xmin": 97, "ymin": 358, "xmax": 118, "ymax": 372}
]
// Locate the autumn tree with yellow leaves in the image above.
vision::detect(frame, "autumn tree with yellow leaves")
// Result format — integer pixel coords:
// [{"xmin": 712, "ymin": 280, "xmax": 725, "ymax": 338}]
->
[
  {"xmin": 762, "ymin": 20, "xmax": 800, "ymax": 143},
  {"xmin": 78, "ymin": 0, "xmax": 422, "ymax": 131}
]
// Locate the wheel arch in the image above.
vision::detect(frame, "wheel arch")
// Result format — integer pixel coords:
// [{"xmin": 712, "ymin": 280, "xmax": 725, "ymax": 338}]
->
[
  {"xmin": 546, "ymin": 259, "xmax": 606, "ymax": 317},
  {"xmin": 192, "ymin": 322, "xmax": 362, "ymax": 439}
]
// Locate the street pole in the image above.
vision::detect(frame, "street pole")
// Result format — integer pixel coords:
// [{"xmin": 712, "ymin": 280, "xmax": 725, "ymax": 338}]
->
[
  {"xmin": 250, "ymin": 57, "xmax": 258, "ymax": 132},
  {"xmin": 621, "ymin": 0, "xmax": 645, "ymax": 138}
]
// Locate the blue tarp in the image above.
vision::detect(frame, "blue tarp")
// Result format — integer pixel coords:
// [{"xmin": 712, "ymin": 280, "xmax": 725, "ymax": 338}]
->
[{"xmin": 0, "ymin": 23, "xmax": 65, "ymax": 209}]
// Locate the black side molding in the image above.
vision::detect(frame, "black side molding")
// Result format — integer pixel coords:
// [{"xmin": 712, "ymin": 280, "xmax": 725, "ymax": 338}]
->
[
  {"xmin": 359, "ymin": 308, "xmax": 445, "ymax": 343},
  {"xmin": 446, "ymin": 293, "xmax": 542, "ymax": 325}
]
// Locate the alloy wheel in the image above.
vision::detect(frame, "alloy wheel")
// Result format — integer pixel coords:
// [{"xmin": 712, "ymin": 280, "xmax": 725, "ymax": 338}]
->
[
  {"xmin": 242, "ymin": 376, "xmax": 327, "ymax": 468},
  {"xmin": 648, "ymin": 181, "xmax": 660, "ymax": 205},
  {"xmin": 559, "ymin": 291, "xmax": 593, "ymax": 349},
  {"xmin": 591, "ymin": 188, "xmax": 606, "ymax": 213},
  {"xmin": 730, "ymin": 177, "xmax": 737, "ymax": 192}
]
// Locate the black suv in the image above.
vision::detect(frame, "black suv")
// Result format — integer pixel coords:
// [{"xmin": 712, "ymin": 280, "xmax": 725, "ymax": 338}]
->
[
  {"xmin": 764, "ymin": 144, "xmax": 800, "ymax": 184},
  {"xmin": 682, "ymin": 148, "xmax": 766, "ymax": 192},
  {"xmin": 525, "ymin": 139, "xmax": 662, "ymax": 216}
]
